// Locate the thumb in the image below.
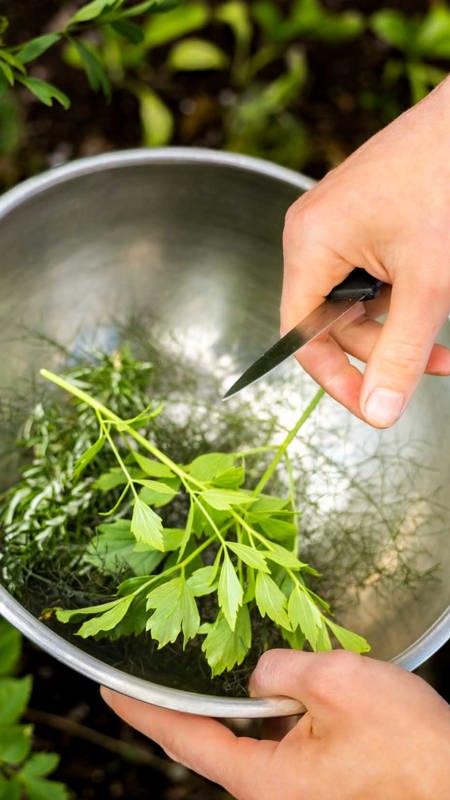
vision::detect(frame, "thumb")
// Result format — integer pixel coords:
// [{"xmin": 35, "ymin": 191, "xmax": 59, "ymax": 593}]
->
[{"xmin": 360, "ymin": 272, "xmax": 450, "ymax": 427}]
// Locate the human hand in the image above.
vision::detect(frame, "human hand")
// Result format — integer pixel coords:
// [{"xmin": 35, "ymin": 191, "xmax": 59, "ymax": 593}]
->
[
  {"xmin": 282, "ymin": 75, "xmax": 450, "ymax": 427},
  {"xmin": 101, "ymin": 649, "xmax": 450, "ymax": 800}
]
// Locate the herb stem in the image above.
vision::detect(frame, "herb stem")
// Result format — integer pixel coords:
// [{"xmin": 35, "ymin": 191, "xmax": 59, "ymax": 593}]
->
[{"xmin": 253, "ymin": 387, "xmax": 324, "ymax": 495}]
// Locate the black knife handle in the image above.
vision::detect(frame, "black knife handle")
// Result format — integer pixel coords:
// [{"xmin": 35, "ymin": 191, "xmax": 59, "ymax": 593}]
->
[{"xmin": 327, "ymin": 268, "xmax": 383, "ymax": 301}]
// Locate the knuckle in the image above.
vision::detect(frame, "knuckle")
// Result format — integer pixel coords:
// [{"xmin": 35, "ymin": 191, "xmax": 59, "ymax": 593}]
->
[
  {"xmin": 283, "ymin": 193, "xmax": 323, "ymax": 248},
  {"xmin": 307, "ymin": 650, "xmax": 365, "ymax": 706},
  {"xmin": 382, "ymin": 336, "xmax": 428, "ymax": 373}
]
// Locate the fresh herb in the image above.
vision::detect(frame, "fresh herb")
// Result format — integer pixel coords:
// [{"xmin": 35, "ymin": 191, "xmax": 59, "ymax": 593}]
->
[{"xmin": 31, "ymin": 365, "xmax": 370, "ymax": 677}]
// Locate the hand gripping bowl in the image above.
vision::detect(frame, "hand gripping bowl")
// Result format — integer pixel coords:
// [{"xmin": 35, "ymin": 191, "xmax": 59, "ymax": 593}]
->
[{"xmin": 0, "ymin": 148, "xmax": 448, "ymax": 718}]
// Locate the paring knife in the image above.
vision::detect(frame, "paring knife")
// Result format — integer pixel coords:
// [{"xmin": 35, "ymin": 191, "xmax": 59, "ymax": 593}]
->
[{"xmin": 223, "ymin": 268, "xmax": 383, "ymax": 400}]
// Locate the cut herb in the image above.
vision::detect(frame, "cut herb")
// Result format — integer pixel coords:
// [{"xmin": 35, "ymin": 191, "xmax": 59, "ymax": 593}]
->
[{"xmin": 31, "ymin": 365, "xmax": 370, "ymax": 676}]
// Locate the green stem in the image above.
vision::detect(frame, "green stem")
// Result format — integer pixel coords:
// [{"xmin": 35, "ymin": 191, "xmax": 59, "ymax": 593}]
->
[
  {"xmin": 97, "ymin": 414, "xmax": 138, "ymax": 500},
  {"xmin": 41, "ymin": 369, "xmax": 204, "ymax": 489},
  {"xmin": 254, "ymin": 388, "xmax": 324, "ymax": 495}
]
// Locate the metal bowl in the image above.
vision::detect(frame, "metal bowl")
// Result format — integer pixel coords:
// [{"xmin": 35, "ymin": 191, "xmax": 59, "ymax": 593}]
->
[{"xmin": 0, "ymin": 148, "xmax": 448, "ymax": 717}]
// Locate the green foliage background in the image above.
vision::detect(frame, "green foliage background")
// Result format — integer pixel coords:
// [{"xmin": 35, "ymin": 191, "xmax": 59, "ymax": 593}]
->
[{"xmin": 0, "ymin": 0, "xmax": 449, "ymax": 192}]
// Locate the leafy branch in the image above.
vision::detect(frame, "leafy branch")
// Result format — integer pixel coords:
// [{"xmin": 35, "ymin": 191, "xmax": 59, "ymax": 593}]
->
[
  {"xmin": 0, "ymin": 0, "xmax": 180, "ymax": 108},
  {"xmin": 40, "ymin": 367, "xmax": 369, "ymax": 677}
]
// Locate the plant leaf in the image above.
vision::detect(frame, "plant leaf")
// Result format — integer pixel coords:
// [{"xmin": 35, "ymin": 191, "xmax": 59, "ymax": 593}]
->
[
  {"xmin": 122, "ymin": 0, "xmax": 181, "ymax": 18},
  {"xmin": 146, "ymin": 577, "xmax": 184, "ymax": 646},
  {"xmin": 227, "ymin": 541, "xmax": 269, "ymax": 572},
  {"xmin": 20, "ymin": 753, "xmax": 60, "ymax": 778},
  {"xmin": 70, "ymin": 0, "xmax": 119, "ymax": 24},
  {"xmin": 255, "ymin": 572, "xmax": 291, "ymax": 630},
  {"xmin": 73, "ymin": 40, "xmax": 110, "ymax": 97},
  {"xmin": 167, "ymin": 38, "xmax": 228, "ymax": 71},
  {"xmin": 326, "ymin": 620, "xmax": 371, "ymax": 654},
  {"xmin": 137, "ymin": 479, "xmax": 178, "ymax": 507},
  {"xmin": 131, "ymin": 452, "xmax": 174, "ymax": 478},
  {"xmin": 187, "ymin": 565, "xmax": 217, "ymax": 596},
  {"xmin": 415, "ymin": 6, "xmax": 450, "ymax": 58},
  {"xmin": 131, "ymin": 497, "xmax": 164, "ymax": 549},
  {"xmin": 180, "ymin": 581, "xmax": 200, "ymax": 646},
  {"xmin": 218, "ymin": 552, "xmax": 243, "ymax": 630},
  {"xmin": 264, "ymin": 542, "xmax": 307, "ymax": 571},
  {"xmin": 201, "ymin": 488, "xmax": 253, "ymax": 510},
  {"xmin": 142, "ymin": 2, "xmax": 209, "ymax": 47},
  {"xmin": 54, "ymin": 597, "xmax": 124, "ymax": 623},
  {"xmin": 0, "ymin": 619, "xmax": 22, "ymax": 676},
  {"xmin": 186, "ymin": 452, "xmax": 234, "ymax": 481},
  {"xmin": 0, "ymin": 676, "xmax": 32, "ymax": 725},
  {"xmin": 201, "ymin": 606, "xmax": 251, "ymax": 677},
  {"xmin": 77, "ymin": 594, "xmax": 134, "ymax": 638},
  {"xmin": 288, "ymin": 586, "xmax": 322, "ymax": 649},
  {"xmin": 258, "ymin": 517, "xmax": 298, "ymax": 541},
  {"xmin": 17, "ymin": 76, "xmax": 70, "ymax": 109},
  {"xmin": 17, "ymin": 34, "xmax": 61, "ymax": 64},
  {"xmin": 371, "ymin": 9, "xmax": 415, "ymax": 51},
  {"xmin": 84, "ymin": 520, "xmax": 164, "ymax": 574},
  {"xmin": 72, "ymin": 433, "xmax": 105, "ymax": 479},
  {"xmin": 0, "ymin": 724, "xmax": 31, "ymax": 765},
  {"xmin": 110, "ymin": 19, "xmax": 144, "ymax": 44}
]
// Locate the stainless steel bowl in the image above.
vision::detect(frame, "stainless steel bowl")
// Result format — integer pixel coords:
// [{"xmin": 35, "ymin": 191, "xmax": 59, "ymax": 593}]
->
[{"xmin": 0, "ymin": 148, "xmax": 448, "ymax": 717}]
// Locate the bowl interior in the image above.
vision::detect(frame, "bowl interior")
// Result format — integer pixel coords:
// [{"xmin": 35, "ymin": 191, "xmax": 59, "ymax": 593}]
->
[{"xmin": 0, "ymin": 151, "xmax": 448, "ymax": 702}]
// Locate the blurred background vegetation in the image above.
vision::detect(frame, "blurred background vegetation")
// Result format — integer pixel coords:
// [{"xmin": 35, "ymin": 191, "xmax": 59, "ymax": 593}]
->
[
  {"xmin": 0, "ymin": 1, "xmax": 449, "ymax": 797},
  {"xmin": 1, "ymin": 0, "xmax": 450, "ymax": 193}
]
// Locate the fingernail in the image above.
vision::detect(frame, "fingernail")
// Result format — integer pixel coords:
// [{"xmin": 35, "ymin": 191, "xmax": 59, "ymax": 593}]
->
[{"xmin": 363, "ymin": 388, "xmax": 405, "ymax": 427}]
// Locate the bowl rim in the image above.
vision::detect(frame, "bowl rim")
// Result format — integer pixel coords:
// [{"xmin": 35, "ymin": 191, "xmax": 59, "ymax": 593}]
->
[{"xmin": 0, "ymin": 146, "xmax": 448, "ymax": 717}]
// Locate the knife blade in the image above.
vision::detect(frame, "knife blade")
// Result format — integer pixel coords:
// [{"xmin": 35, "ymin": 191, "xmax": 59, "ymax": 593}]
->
[{"xmin": 223, "ymin": 268, "xmax": 383, "ymax": 400}]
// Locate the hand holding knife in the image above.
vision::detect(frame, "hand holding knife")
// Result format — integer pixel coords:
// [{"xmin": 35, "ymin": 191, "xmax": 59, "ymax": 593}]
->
[{"xmin": 223, "ymin": 269, "xmax": 383, "ymax": 400}]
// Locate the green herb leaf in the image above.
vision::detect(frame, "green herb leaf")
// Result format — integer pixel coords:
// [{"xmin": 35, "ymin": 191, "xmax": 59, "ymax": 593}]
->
[
  {"xmin": 186, "ymin": 452, "xmax": 234, "ymax": 481},
  {"xmin": 84, "ymin": 519, "xmax": 164, "ymax": 574},
  {"xmin": 54, "ymin": 597, "xmax": 124, "ymax": 623},
  {"xmin": 288, "ymin": 586, "xmax": 322, "ymax": 649},
  {"xmin": 201, "ymin": 606, "xmax": 251, "ymax": 677},
  {"xmin": 264, "ymin": 543, "xmax": 307, "ymax": 571},
  {"xmin": 77, "ymin": 595, "xmax": 134, "ymax": 638},
  {"xmin": 187, "ymin": 565, "xmax": 217, "ymax": 596},
  {"xmin": 131, "ymin": 497, "xmax": 164, "ymax": 550},
  {"xmin": 201, "ymin": 488, "xmax": 253, "ymax": 510},
  {"xmin": 218, "ymin": 552, "xmax": 243, "ymax": 630},
  {"xmin": 132, "ymin": 451, "xmax": 174, "ymax": 479},
  {"xmin": 146, "ymin": 577, "xmax": 184, "ymax": 646},
  {"xmin": 212, "ymin": 466, "xmax": 245, "ymax": 489},
  {"xmin": 72, "ymin": 433, "xmax": 105, "ymax": 479},
  {"xmin": 325, "ymin": 620, "xmax": 371, "ymax": 654},
  {"xmin": 179, "ymin": 581, "xmax": 200, "ymax": 646},
  {"xmin": 227, "ymin": 541, "xmax": 269, "ymax": 572},
  {"xmin": 258, "ymin": 517, "xmax": 298, "ymax": 541},
  {"xmin": 161, "ymin": 527, "xmax": 185, "ymax": 551},
  {"xmin": 137, "ymin": 479, "xmax": 178, "ymax": 507},
  {"xmin": 255, "ymin": 572, "xmax": 291, "ymax": 630}
]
